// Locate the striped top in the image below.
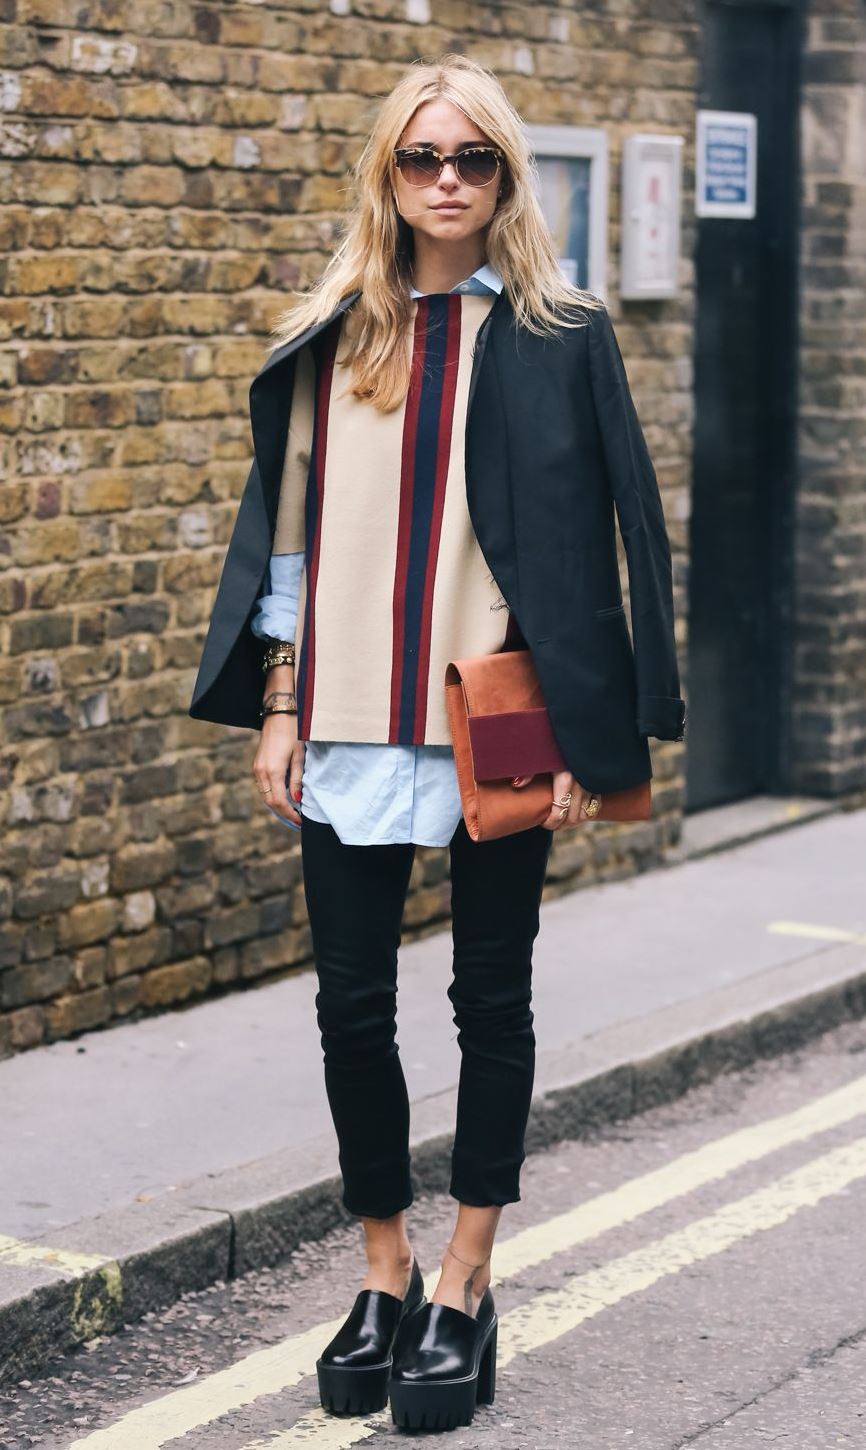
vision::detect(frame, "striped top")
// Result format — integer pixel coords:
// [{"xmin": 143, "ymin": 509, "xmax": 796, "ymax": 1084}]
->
[{"xmin": 272, "ymin": 287, "xmax": 511, "ymax": 746}]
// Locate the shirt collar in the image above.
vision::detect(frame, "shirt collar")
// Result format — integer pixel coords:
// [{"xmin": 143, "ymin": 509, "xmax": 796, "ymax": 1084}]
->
[{"xmin": 410, "ymin": 260, "xmax": 504, "ymax": 299}]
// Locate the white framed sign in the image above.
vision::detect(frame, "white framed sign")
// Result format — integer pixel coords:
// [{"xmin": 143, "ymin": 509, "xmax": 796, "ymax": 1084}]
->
[
  {"xmin": 523, "ymin": 123, "xmax": 609, "ymax": 299},
  {"xmin": 620, "ymin": 133, "xmax": 684, "ymax": 299},
  {"xmin": 696, "ymin": 110, "xmax": 757, "ymax": 218}
]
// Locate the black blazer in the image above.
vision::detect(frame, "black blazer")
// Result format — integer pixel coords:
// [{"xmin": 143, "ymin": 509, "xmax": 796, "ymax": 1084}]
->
[{"xmin": 188, "ymin": 286, "xmax": 686, "ymax": 795}]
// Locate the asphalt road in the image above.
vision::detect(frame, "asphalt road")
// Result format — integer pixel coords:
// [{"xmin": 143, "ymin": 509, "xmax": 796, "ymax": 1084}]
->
[{"xmin": 2, "ymin": 1015, "xmax": 865, "ymax": 1450}]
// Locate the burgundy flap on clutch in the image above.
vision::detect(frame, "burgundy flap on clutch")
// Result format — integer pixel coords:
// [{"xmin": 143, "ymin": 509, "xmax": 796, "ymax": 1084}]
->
[{"xmin": 468, "ymin": 707, "xmax": 569, "ymax": 782}]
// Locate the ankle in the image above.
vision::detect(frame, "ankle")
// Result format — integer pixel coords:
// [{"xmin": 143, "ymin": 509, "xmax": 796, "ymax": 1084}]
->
[
  {"xmin": 443, "ymin": 1241, "xmax": 491, "ymax": 1277},
  {"xmin": 362, "ymin": 1246, "xmax": 415, "ymax": 1298},
  {"xmin": 438, "ymin": 1244, "xmax": 491, "ymax": 1293},
  {"xmin": 367, "ymin": 1244, "xmax": 413, "ymax": 1274},
  {"xmin": 432, "ymin": 1250, "xmax": 491, "ymax": 1315}
]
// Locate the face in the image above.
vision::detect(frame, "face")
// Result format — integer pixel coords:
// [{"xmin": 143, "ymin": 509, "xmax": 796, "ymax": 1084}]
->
[{"xmin": 391, "ymin": 98, "xmax": 503, "ymax": 242}]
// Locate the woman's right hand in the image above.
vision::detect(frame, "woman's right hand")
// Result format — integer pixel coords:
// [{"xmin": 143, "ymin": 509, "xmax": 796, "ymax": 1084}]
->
[{"xmin": 252, "ymin": 713, "xmax": 305, "ymax": 825}]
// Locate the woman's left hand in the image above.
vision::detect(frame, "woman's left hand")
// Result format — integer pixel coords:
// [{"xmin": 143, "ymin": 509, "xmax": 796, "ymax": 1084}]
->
[{"xmin": 511, "ymin": 770, "xmax": 593, "ymax": 831}]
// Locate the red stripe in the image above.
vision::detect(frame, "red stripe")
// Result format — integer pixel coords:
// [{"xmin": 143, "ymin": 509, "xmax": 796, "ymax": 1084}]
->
[
  {"xmin": 389, "ymin": 301, "xmax": 428, "ymax": 741},
  {"xmin": 412, "ymin": 295, "xmax": 461, "ymax": 740},
  {"xmin": 299, "ymin": 327, "xmax": 339, "ymax": 739}
]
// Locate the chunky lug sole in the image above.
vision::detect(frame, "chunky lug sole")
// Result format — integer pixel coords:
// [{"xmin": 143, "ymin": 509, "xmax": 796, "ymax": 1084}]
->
[
  {"xmin": 316, "ymin": 1358, "xmax": 392, "ymax": 1416},
  {"xmin": 389, "ymin": 1317, "xmax": 497, "ymax": 1431}
]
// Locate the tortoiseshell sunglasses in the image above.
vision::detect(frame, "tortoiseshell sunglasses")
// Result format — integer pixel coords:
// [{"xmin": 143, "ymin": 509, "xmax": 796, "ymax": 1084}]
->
[{"xmin": 392, "ymin": 144, "xmax": 506, "ymax": 188}]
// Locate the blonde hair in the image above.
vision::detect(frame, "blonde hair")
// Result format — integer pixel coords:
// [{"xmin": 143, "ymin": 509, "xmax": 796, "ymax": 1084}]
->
[{"xmin": 268, "ymin": 52, "xmax": 604, "ymax": 412}]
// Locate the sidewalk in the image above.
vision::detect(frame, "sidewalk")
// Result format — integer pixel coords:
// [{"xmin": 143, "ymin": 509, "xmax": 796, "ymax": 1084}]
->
[{"xmin": 2, "ymin": 805, "xmax": 865, "ymax": 1382}]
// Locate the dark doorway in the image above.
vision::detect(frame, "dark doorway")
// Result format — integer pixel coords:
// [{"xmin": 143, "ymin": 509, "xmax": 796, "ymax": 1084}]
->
[{"xmin": 686, "ymin": 0, "xmax": 802, "ymax": 811}]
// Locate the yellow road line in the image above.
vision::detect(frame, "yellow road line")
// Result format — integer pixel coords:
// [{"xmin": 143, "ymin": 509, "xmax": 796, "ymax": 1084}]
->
[
  {"xmin": 766, "ymin": 919, "xmax": 866, "ymax": 944},
  {"xmin": 67, "ymin": 1319, "xmax": 350, "ymax": 1450},
  {"xmin": 493, "ymin": 1069, "xmax": 866, "ymax": 1279},
  {"xmin": 498, "ymin": 1133, "xmax": 866, "ymax": 1362},
  {"xmin": 67, "ymin": 1071, "xmax": 866, "ymax": 1450},
  {"xmin": 0, "ymin": 1235, "xmax": 110, "ymax": 1276},
  {"xmin": 243, "ymin": 1416, "xmax": 379, "ymax": 1449},
  {"xmin": 239, "ymin": 1133, "xmax": 866, "ymax": 1449}
]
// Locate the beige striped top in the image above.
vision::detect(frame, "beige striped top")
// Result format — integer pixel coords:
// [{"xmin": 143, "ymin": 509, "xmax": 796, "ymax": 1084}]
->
[{"xmin": 271, "ymin": 290, "xmax": 514, "ymax": 745}]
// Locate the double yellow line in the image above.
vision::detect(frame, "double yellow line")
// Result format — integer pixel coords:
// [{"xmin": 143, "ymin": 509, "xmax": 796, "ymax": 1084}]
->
[
  {"xmin": 0, "ymin": 1237, "xmax": 109, "ymax": 1276},
  {"xmin": 68, "ymin": 1071, "xmax": 866, "ymax": 1449}
]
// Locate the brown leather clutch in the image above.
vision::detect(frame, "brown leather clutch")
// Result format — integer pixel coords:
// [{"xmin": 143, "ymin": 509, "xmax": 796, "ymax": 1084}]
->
[{"xmin": 444, "ymin": 649, "xmax": 652, "ymax": 841}]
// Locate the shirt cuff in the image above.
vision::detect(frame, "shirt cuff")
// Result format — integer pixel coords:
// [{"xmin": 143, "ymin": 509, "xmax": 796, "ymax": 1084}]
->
[{"xmin": 250, "ymin": 551, "xmax": 304, "ymax": 642}]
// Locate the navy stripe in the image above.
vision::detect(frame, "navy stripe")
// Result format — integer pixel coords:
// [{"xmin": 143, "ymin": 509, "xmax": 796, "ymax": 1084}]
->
[{"xmin": 397, "ymin": 295, "xmax": 452, "ymax": 741}]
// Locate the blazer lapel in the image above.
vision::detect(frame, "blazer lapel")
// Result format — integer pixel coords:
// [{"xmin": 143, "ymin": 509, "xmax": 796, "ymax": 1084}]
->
[
  {"xmin": 467, "ymin": 283, "xmax": 509, "ymax": 417},
  {"xmin": 248, "ymin": 289, "xmax": 361, "ymax": 497}
]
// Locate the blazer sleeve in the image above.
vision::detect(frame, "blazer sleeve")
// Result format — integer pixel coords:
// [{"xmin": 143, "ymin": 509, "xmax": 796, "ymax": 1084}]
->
[{"xmin": 587, "ymin": 304, "xmax": 686, "ymax": 742}]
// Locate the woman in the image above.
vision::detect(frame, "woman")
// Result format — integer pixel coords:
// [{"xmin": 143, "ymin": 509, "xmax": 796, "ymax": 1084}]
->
[{"xmin": 189, "ymin": 53, "xmax": 685, "ymax": 1433}]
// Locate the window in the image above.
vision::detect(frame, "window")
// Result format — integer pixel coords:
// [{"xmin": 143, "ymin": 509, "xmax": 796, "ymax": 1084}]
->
[{"xmin": 523, "ymin": 124, "xmax": 609, "ymax": 297}]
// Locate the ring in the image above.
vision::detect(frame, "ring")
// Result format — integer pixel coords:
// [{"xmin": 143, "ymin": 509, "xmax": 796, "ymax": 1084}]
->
[
  {"xmin": 554, "ymin": 792, "xmax": 572, "ymax": 808},
  {"xmin": 583, "ymin": 795, "xmax": 601, "ymax": 818},
  {"xmin": 258, "ymin": 784, "xmax": 274, "ymax": 795}
]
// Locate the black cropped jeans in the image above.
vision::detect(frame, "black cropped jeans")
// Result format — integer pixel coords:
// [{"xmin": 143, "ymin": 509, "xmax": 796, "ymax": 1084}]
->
[{"xmin": 300, "ymin": 812, "xmax": 554, "ymax": 1219}]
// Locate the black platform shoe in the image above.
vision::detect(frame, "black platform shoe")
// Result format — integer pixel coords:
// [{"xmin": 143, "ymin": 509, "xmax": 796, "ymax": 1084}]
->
[
  {"xmin": 388, "ymin": 1285, "xmax": 498, "ymax": 1431},
  {"xmin": 316, "ymin": 1256, "xmax": 426, "ymax": 1415}
]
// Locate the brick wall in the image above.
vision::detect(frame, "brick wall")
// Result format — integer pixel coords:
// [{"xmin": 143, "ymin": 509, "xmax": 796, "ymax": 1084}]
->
[
  {"xmin": 792, "ymin": 0, "xmax": 866, "ymax": 794},
  {"xmin": 0, "ymin": 2, "xmax": 696, "ymax": 1054}
]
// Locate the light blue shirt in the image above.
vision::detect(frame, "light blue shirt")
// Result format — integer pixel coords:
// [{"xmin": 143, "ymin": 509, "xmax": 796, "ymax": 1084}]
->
[{"xmin": 252, "ymin": 261, "xmax": 504, "ymax": 845}]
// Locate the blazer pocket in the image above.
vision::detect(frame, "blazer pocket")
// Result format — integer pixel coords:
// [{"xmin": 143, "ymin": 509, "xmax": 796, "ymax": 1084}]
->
[{"xmin": 595, "ymin": 602, "xmax": 626, "ymax": 619}]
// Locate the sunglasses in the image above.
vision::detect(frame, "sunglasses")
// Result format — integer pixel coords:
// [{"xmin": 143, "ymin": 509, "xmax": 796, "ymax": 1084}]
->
[{"xmin": 392, "ymin": 144, "xmax": 505, "ymax": 188}]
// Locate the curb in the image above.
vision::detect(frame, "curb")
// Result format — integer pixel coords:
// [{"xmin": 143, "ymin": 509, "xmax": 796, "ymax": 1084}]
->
[{"xmin": 1, "ymin": 938, "xmax": 865, "ymax": 1386}]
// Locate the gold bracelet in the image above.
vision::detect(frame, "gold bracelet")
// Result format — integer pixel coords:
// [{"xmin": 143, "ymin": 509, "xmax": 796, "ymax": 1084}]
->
[{"xmin": 262, "ymin": 640, "xmax": 296, "ymax": 673}]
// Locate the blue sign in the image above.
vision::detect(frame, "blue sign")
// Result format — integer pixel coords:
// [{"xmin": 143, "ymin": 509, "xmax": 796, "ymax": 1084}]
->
[
  {"xmin": 705, "ymin": 124, "xmax": 749, "ymax": 204},
  {"xmin": 696, "ymin": 111, "xmax": 756, "ymax": 218}
]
